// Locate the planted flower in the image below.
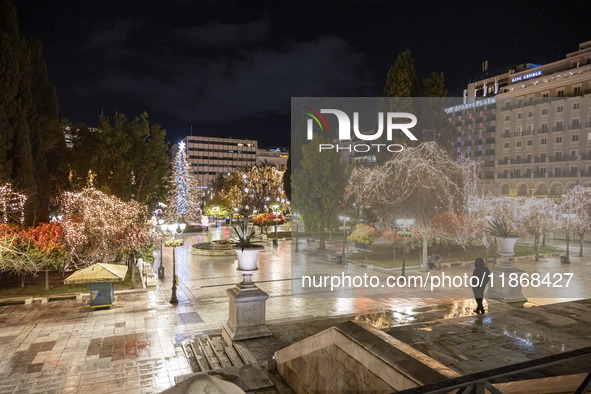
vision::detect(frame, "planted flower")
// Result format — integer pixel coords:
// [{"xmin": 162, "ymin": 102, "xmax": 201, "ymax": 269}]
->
[{"xmin": 164, "ymin": 239, "xmax": 184, "ymax": 247}]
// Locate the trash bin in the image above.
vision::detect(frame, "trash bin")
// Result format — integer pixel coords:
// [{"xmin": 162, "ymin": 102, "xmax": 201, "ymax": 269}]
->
[
  {"xmin": 560, "ymin": 254, "xmax": 570, "ymax": 264},
  {"xmin": 89, "ymin": 282, "xmax": 114, "ymax": 308}
]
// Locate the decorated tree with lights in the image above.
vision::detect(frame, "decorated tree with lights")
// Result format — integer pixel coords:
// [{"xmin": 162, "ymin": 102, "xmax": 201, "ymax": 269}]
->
[
  {"xmin": 242, "ymin": 163, "xmax": 287, "ymax": 213},
  {"xmin": 346, "ymin": 142, "xmax": 479, "ymax": 268},
  {"xmin": 60, "ymin": 185, "xmax": 147, "ymax": 268},
  {"xmin": 167, "ymin": 141, "xmax": 201, "ymax": 223},
  {"xmin": 562, "ymin": 186, "xmax": 591, "ymax": 257},
  {"xmin": 514, "ymin": 197, "xmax": 560, "ymax": 261},
  {"xmin": 0, "ymin": 183, "xmax": 27, "ymax": 225}
]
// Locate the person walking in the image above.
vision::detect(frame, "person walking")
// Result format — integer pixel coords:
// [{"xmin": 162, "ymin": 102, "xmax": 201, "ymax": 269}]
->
[{"xmin": 472, "ymin": 257, "xmax": 490, "ymax": 314}]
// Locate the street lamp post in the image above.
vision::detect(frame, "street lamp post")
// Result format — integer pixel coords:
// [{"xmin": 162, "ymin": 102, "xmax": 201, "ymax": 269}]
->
[
  {"xmin": 161, "ymin": 222, "xmax": 186, "ymax": 304},
  {"xmin": 272, "ymin": 205, "xmax": 279, "ymax": 247},
  {"xmin": 396, "ymin": 219, "xmax": 415, "ymax": 277},
  {"xmin": 338, "ymin": 216, "xmax": 350, "ymax": 262},
  {"xmin": 157, "ymin": 219, "xmax": 165, "ymax": 278},
  {"xmin": 562, "ymin": 213, "xmax": 576, "ymax": 264}
]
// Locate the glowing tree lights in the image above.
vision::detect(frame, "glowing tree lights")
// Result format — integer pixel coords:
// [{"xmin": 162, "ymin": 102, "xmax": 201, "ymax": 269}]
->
[
  {"xmin": 0, "ymin": 183, "xmax": 26, "ymax": 225},
  {"xmin": 60, "ymin": 186, "xmax": 147, "ymax": 267},
  {"xmin": 167, "ymin": 141, "xmax": 201, "ymax": 223},
  {"xmin": 346, "ymin": 142, "xmax": 479, "ymax": 268},
  {"xmin": 562, "ymin": 186, "xmax": 591, "ymax": 257}
]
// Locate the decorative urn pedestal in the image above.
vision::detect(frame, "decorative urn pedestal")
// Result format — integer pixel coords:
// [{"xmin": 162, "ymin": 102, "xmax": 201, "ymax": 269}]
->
[
  {"xmin": 486, "ymin": 237, "xmax": 527, "ymax": 305},
  {"xmin": 222, "ymin": 248, "xmax": 272, "ymax": 344}
]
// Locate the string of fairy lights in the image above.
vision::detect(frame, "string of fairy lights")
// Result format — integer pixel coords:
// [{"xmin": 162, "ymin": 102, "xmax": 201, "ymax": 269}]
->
[{"xmin": 0, "ymin": 183, "xmax": 26, "ymax": 225}]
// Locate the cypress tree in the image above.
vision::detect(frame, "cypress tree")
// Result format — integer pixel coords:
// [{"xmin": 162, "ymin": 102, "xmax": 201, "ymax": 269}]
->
[{"xmin": 0, "ymin": 0, "xmax": 63, "ymax": 224}]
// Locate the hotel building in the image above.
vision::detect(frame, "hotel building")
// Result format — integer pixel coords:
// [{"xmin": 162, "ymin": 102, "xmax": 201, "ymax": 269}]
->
[{"xmin": 447, "ymin": 40, "xmax": 591, "ymax": 196}]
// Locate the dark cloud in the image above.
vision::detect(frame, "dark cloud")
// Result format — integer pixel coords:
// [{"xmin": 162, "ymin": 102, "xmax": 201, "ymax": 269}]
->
[
  {"xmin": 95, "ymin": 34, "xmax": 375, "ymax": 124},
  {"xmin": 176, "ymin": 20, "xmax": 269, "ymax": 49},
  {"xmin": 85, "ymin": 18, "xmax": 144, "ymax": 50}
]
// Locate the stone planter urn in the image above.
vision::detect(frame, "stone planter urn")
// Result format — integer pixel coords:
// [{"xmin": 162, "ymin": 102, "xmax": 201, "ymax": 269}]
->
[
  {"xmin": 235, "ymin": 248, "xmax": 260, "ymax": 272},
  {"xmin": 222, "ymin": 246, "xmax": 271, "ymax": 343},
  {"xmin": 496, "ymin": 236, "xmax": 519, "ymax": 259}
]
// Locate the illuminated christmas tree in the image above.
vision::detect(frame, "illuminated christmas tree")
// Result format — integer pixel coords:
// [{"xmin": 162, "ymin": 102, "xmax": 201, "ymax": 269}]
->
[{"xmin": 167, "ymin": 141, "xmax": 201, "ymax": 223}]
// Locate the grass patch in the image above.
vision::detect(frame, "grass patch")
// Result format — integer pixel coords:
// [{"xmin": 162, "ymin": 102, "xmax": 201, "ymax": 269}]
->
[
  {"xmin": 266, "ymin": 231, "xmax": 292, "ymax": 240},
  {"xmin": 0, "ymin": 266, "xmax": 141, "ymax": 298},
  {"xmin": 348, "ymin": 243, "xmax": 563, "ymax": 268}
]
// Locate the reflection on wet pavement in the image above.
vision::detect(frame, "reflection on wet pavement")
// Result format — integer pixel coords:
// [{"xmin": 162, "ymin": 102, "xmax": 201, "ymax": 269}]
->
[{"xmin": 0, "ymin": 228, "xmax": 590, "ymax": 392}]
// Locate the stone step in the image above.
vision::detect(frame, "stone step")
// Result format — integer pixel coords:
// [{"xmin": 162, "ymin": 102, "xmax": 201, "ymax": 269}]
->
[{"xmin": 183, "ymin": 335, "xmax": 248, "ymax": 373}]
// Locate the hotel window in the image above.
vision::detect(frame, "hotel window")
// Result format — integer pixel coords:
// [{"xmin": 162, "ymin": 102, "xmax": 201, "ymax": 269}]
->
[
  {"xmin": 573, "ymin": 102, "xmax": 580, "ymax": 110},
  {"xmin": 541, "ymin": 123, "xmax": 548, "ymax": 132},
  {"xmin": 570, "ymin": 166, "xmax": 578, "ymax": 174},
  {"xmin": 527, "ymin": 140, "xmax": 533, "ymax": 146},
  {"xmin": 557, "ymin": 89, "xmax": 565, "ymax": 97},
  {"xmin": 542, "ymin": 93, "xmax": 549, "ymax": 98},
  {"xmin": 540, "ymin": 138, "xmax": 547, "ymax": 145},
  {"xmin": 528, "ymin": 111, "xmax": 533, "ymax": 118},
  {"xmin": 504, "ymin": 142, "xmax": 510, "ymax": 148},
  {"xmin": 556, "ymin": 136, "xmax": 562, "ymax": 143},
  {"xmin": 571, "ymin": 119, "xmax": 580, "ymax": 129},
  {"xmin": 516, "ymin": 155, "xmax": 522, "ymax": 163},
  {"xmin": 556, "ymin": 152, "xmax": 562, "ymax": 160},
  {"xmin": 572, "ymin": 134, "xmax": 579, "ymax": 142},
  {"xmin": 556, "ymin": 105, "xmax": 563, "ymax": 113},
  {"xmin": 541, "ymin": 108, "xmax": 548, "ymax": 115},
  {"xmin": 554, "ymin": 167, "xmax": 561, "ymax": 176},
  {"xmin": 505, "ymin": 115, "xmax": 510, "ymax": 121},
  {"xmin": 540, "ymin": 167, "xmax": 546, "ymax": 174},
  {"xmin": 541, "ymin": 153, "xmax": 547, "ymax": 161},
  {"xmin": 516, "ymin": 141, "xmax": 522, "ymax": 147},
  {"xmin": 517, "ymin": 113, "xmax": 523, "ymax": 119},
  {"xmin": 574, "ymin": 86, "xmax": 581, "ymax": 96}
]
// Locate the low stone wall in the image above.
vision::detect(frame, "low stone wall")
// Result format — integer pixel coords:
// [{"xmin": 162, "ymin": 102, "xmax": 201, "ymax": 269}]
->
[{"xmin": 274, "ymin": 321, "xmax": 460, "ymax": 393}]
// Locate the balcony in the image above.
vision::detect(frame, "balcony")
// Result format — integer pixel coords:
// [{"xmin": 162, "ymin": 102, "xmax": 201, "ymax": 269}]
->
[
  {"xmin": 486, "ymin": 138, "xmax": 496, "ymax": 144},
  {"xmin": 523, "ymin": 129, "xmax": 533, "ymax": 136},
  {"xmin": 497, "ymin": 159, "xmax": 509, "ymax": 165},
  {"xmin": 537, "ymin": 128, "xmax": 549, "ymax": 134},
  {"xmin": 497, "ymin": 173, "xmax": 508, "ymax": 179},
  {"xmin": 511, "ymin": 173, "xmax": 531, "ymax": 179},
  {"xmin": 552, "ymin": 126, "xmax": 564, "ymax": 132},
  {"xmin": 548, "ymin": 156, "xmax": 570, "ymax": 162},
  {"xmin": 568, "ymin": 124, "xmax": 581, "ymax": 130},
  {"xmin": 501, "ymin": 133, "xmax": 511, "ymax": 138},
  {"xmin": 533, "ymin": 172, "xmax": 547, "ymax": 178}
]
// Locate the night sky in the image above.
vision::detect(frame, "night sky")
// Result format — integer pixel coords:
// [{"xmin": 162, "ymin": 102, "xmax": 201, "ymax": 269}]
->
[{"xmin": 15, "ymin": 0, "xmax": 591, "ymax": 147}]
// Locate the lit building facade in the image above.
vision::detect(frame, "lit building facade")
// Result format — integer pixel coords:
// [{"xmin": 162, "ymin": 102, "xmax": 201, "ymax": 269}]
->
[
  {"xmin": 256, "ymin": 147, "xmax": 289, "ymax": 171},
  {"xmin": 182, "ymin": 136, "xmax": 258, "ymax": 188},
  {"xmin": 180, "ymin": 136, "xmax": 289, "ymax": 188},
  {"xmin": 447, "ymin": 40, "xmax": 591, "ymax": 196}
]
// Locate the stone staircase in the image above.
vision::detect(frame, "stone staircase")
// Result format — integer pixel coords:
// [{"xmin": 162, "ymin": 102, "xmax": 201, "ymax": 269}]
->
[
  {"xmin": 169, "ymin": 335, "xmax": 279, "ymax": 393},
  {"xmin": 181, "ymin": 335, "xmax": 247, "ymax": 373}
]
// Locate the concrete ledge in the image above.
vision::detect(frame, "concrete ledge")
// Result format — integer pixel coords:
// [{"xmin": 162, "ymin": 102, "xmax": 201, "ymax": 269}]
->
[
  {"xmin": 0, "ymin": 296, "xmax": 33, "ymax": 306},
  {"xmin": 274, "ymin": 320, "xmax": 460, "ymax": 392}
]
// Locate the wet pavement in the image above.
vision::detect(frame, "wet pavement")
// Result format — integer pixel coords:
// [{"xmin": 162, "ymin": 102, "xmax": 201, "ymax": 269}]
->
[{"xmin": 0, "ymin": 226, "xmax": 589, "ymax": 393}]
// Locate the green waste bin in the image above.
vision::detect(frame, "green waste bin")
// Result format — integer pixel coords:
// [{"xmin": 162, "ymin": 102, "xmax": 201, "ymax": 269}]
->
[{"xmin": 89, "ymin": 282, "xmax": 114, "ymax": 308}]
